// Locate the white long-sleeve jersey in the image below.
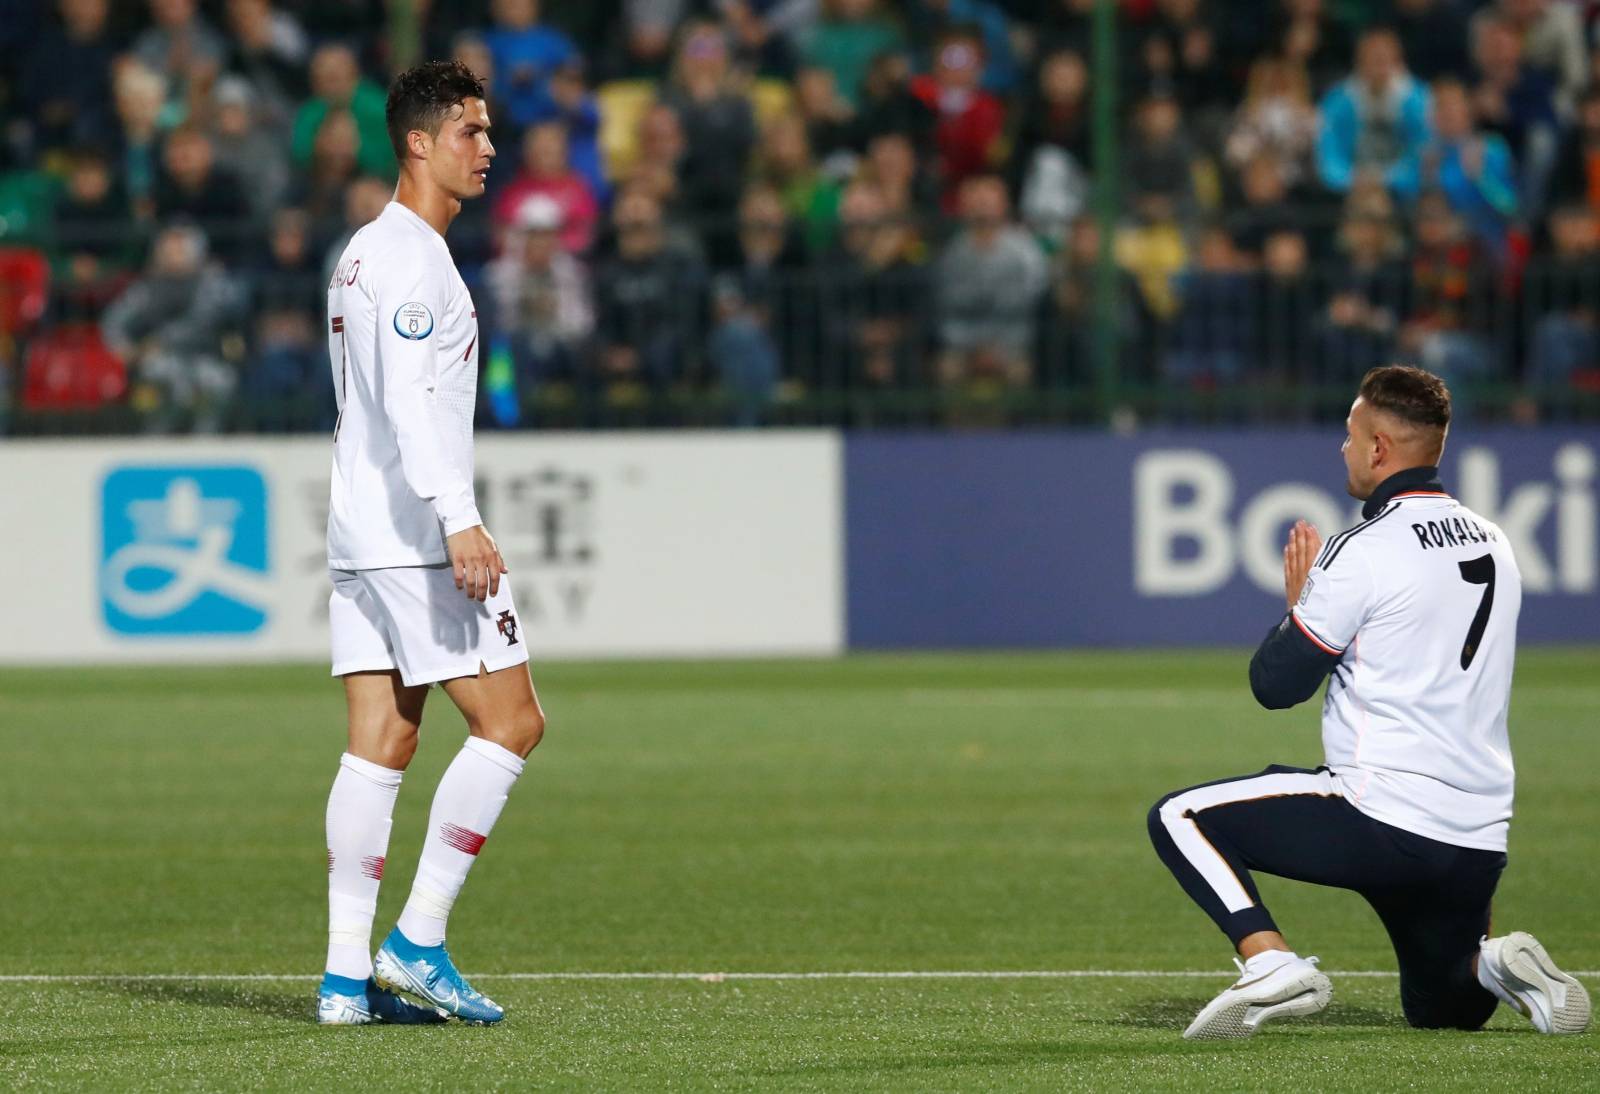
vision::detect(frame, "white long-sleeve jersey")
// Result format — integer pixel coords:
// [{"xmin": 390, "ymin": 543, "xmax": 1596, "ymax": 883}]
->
[
  {"xmin": 326, "ymin": 201, "xmax": 481, "ymax": 569},
  {"xmin": 1291, "ymin": 484, "xmax": 1522, "ymax": 851}
]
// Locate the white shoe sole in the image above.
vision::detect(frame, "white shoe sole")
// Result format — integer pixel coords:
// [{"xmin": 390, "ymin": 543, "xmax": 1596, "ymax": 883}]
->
[
  {"xmin": 1183, "ymin": 970, "xmax": 1333, "ymax": 1040},
  {"xmin": 1492, "ymin": 932, "xmax": 1591, "ymax": 1035}
]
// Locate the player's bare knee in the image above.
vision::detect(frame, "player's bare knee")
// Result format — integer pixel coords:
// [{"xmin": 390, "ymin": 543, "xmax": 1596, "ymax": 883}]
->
[
  {"xmin": 354, "ymin": 717, "xmax": 419, "ymax": 770},
  {"xmin": 512, "ymin": 706, "xmax": 546, "ymax": 755},
  {"xmin": 474, "ymin": 707, "xmax": 544, "ymax": 758}
]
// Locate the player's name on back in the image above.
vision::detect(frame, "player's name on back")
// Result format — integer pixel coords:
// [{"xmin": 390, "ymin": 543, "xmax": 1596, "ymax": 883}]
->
[{"xmin": 1410, "ymin": 517, "xmax": 1498, "ymax": 551}]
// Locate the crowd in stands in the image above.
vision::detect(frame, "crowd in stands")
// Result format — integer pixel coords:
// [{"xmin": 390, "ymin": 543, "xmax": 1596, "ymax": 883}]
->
[{"xmin": 3, "ymin": 0, "xmax": 1600, "ymax": 430}]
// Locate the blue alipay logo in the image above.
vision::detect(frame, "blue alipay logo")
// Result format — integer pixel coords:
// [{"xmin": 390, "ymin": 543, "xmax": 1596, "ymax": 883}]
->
[{"xmin": 100, "ymin": 466, "xmax": 271, "ymax": 635}]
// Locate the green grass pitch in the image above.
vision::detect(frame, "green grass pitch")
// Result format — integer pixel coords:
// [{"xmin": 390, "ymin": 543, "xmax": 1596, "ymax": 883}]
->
[{"xmin": 2, "ymin": 649, "xmax": 1597, "ymax": 1090}]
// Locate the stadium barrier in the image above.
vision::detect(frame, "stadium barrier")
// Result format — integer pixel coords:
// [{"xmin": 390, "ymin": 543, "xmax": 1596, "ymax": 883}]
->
[
  {"xmin": 0, "ymin": 432, "xmax": 844, "ymax": 664},
  {"xmin": 2, "ymin": 427, "xmax": 1594, "ymax": 665},
  {"xmin": 845, "ymin": 427, "xmax": 1600, "ymax": 647}
]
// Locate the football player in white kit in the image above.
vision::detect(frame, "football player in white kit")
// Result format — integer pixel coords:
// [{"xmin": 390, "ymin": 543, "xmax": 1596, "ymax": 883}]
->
[
  {"xmin": 315, "ymin": 61, "xmax": 544, "ymax": 1026},
  {"xmin": 1149, "ymin": 366, "xmax": 1591, "ymax": 1040}
]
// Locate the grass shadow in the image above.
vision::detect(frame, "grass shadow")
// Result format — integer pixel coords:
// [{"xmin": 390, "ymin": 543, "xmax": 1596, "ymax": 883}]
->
[
  {"xmin": 101, "ymin": 979, "xmax": 313, "ymax": 1023},
  {"xmin": 1100, "ymin": 996, "xmax": 1408, "ymax": 1031}
]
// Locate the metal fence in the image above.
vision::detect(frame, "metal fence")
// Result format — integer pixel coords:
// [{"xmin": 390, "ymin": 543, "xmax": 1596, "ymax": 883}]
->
[{"xmin": 5, "ymin": 217, "xmax": 1600, "ymax": 435}]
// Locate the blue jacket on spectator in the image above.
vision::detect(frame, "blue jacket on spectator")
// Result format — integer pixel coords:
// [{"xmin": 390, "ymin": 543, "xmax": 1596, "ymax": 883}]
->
[
  {"xmin": 1428, "ymin": 135, "xmax": 1519, "ymax": 259},
  {"xmin": 485, "ymin": 23, "xmax": 579, "ymax": 129},
  {"xmin": 1316, "ymin": 76, "xmax": 1431, "ymax": 197}
]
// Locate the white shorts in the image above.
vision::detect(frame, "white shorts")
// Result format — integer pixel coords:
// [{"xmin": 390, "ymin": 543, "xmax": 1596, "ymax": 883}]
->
[{"xmin": 329, "ymin": 565, "xmax": 530, "ymax": 687}]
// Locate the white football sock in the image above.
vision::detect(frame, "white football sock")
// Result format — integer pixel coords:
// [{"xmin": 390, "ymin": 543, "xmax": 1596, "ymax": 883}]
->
[
  {"xmin": 324, "ymin": 752, "xmax": 403, "ymax": 981},
  {"xmin": 395, "ymin": 737, "xmax": 525, "ymax": 947}
]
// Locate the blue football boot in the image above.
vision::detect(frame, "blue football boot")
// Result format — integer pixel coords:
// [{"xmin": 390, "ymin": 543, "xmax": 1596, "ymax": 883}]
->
[
  {"xmin": 372, "ymin": 928, "xmax": 506, "ymax": 1024},
  {"xmin": 315, "ymin": 972, "xmax": 448, "ymax": 1025}
]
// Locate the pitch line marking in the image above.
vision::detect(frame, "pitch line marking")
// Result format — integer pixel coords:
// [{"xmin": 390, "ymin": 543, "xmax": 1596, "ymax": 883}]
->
[{"xmin": 2, "ymin": 970, "xmax": 1598, "ymax": 983}]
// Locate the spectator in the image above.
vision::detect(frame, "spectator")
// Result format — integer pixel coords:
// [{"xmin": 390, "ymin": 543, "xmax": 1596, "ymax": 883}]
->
[
  {"xmin": 707, "ymin": 276, "xmax": 782, "ymax": 425},
  {"xmin": 1257, "ymin": 228, "xmax": 1318, "ymax": 377},
  {"xmin": 591, "ymin": 186, "xmax": 706, "ymax": 394},
  {"xmin": 20, "ymin": 0, "xmax": 118, "ymax": 157},
  {"xmin": 1402, "ymin": 191, "xmax": 1498, "ymax": 392},
  {"xmin": 1035, "ymin": 0, "xmax": 1096, "ymax": 63},
  {"xmin": 486, "ymin": 195, "xmax": 594, "ymax": 395},
  {"xmin": 1316, "ymin": 27, "xmax": 1430, "ymax": 198},
  {"xmin": 794, "ymin": 65, "xmax": 859, "ymax": 162},
  {"xmin": 910, "ymin": 25, "xmax": 1006, "ymax": 210},
  {"xmin": 1228, "ymin": 153, "xmax": 1301, "ymax": 258},
  {"xmin": 208, "ymin": 76, "xmax": 291, "ymax": 221},
  {"xmin": 613, "ymin": 0, "xmax": 691, "ymax": 79},
  {"xmin": 224, "ymin": 0, "xmax": 310, "ymax": 134},
  {"xmin": 1389, "ymin": 0, "xmax": 1472, "ymax": 84},
  {"xmin": 493, "ymin": 121, "xmax": 601, "ymax": 255},
  {"xmin": 1524, "ymin": 204, "xmax": 1600, "ymax": 389},
  {"xmin": 291, "ymin": 43, "xmax": 392, "ymax": 180},
  {"xmin": 1125, "ymin": 93, "xmax": 1197, "ymax": 218},
  {"xmin": 1421, "ymin": 79, "xmax": 1518, "ymax": 263},
  {"xmin": 112, "ymin": 62, "xmax": 170, "ymax": 219},
  {"xmin": 1011, "ymin": 48, "xmax": 1092, "ymax": 200},
  {"xmin": 717, "ymin": 181, "xmax": 811, "ymax": 380},
  {"xmin": 102, "ymin": 222, "xmax": 245, "ymax": 433},
  {"xmin": 1471, "ymin": 14, "xmax": 1559, "ymax": 216},
  {"xmin": 1317, "ymin": 209, "xmax": 1407, "ymax": 382},
  {"xmin": 754, "ymin": 114, "xmax": 841, "ymax": 253},
  {"xmin": 1018, "ymin": 145, "xmax": 1088, "ymax": 251},
  {"xmin": 545, "ymin": 62, "xmax": 608, "ymax": 203},
  {"xmin": 1272, "ymin": 0, "xmax": 1353, "ymax": 97},
  {"xmin": 483, "ymin": 0, "xmax": 579, "ymax": 129},
  {"xmin": 908, "ymin": 0, "xmax": 1022, "ymax": 96},
  {"xmin": 1165, "ymin": 228, "xmax": 1257, "ymax": 387},
  {"xmin": 716, "ymin": 0, "xmax": 817, "ymax": 77},
  {"xmin": 290, "ymin": 110, "xmax": 363, "ymax": 240},
  {"xmin": 851, "ymin": 49, "xmax": 933, "ymax": 151},
  {"xmin": 1116, "ymin": 193, "xmax": 1189, "ymax": 322},
  {"xmin": 1550, "ymin": 87, "xmax": 1600, "ymax": 214},
  {"xmin": 1134, "ymin": 0, "xmax": 1228, "ymax": 125},
  {"xmin": 819, "ymin": 180, "xmax": 926, "ymax": 389},
  {"xmin": 1224, "ymin": 57, "xmax": 1318, "ymax": 193},
  {"xmin": 801, "ymin": 0, "xmax": 904, "ymax": 109},
  {"xmin": 619, "ymin": 103, "xmax": 689, "ymax": 221},
  {"xmin": 153, "ymin": 126, "xmax": 253, "ymax": 261},
  {"xmin": 54, "ymin": 148, "xmax": 137, "ymax": 297},
  {"xmin": 1038, "ymin": 216, "xmax": 1146, "ymax": 387},
  {"xmin": 664, "ymin": 21, "xmax": 758, "ymax": 219},
  {"xmin": 934, "ymin": 174, "xmax": 1048, "ymax": 387},
  {"xmin": 241, "ymin": 207, "xmax": 331, "ymax": 430},
  {"xmin": 860, "ymin": 130, "xmax": 934, "ymax": 236},
  {"xmin": 1474, "ymin": 0, "xmax": 1585, "ymax": 116},
  {"xmin": 133, "ymin": 0, "xmax": 228, "ymax": 96}
]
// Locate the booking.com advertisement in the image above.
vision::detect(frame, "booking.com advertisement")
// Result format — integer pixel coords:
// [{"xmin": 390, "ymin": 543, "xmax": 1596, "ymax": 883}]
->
[
  {"xmin": 0, "ymin": 429, "xmax": 1594, "ymax": 663},
  {"xmin": 844, "ymin": 428, "xmax": 1600, "ymax": 648}
]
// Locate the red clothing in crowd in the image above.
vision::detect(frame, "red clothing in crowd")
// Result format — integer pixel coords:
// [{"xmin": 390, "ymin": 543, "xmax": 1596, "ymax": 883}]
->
[
  {"xmin": 492, "ymin": 172, "xmax": 599, "ymax": 254},
  {"xmin": 909, "ymin": 75, "xmax": 1006, "ymax": 211}
]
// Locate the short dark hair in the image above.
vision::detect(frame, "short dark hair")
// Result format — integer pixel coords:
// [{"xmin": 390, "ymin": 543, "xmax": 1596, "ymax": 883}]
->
[
  {"xmin": 1359, "ymin": 365, "xmax": 1451, "ymax": 430},
  {"xmin": 385, "ymin": 60, "xmax": 485, "ymax": 162}
]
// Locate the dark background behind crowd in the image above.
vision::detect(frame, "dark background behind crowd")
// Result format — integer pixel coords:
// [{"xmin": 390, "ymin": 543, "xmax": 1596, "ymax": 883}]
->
[{"xmin": 3, "ymin": 0, "xmax": 1600, "ymax": 431}]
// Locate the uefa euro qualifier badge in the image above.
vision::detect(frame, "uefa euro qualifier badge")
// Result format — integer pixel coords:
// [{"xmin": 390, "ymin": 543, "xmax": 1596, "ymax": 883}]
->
[{"xmin": 395, "ymin": 301, "xmax": 434, "ymax": 340}]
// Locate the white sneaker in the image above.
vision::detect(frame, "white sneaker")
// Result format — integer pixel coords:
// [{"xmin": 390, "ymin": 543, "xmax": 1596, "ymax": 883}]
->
[
  {"xmin": 1478, "ymin": 932, "xmax": 1591, "ymax": 1035},
  {"xmin": 1183, "ymin": 955, "xmax": 1332, "ymax": 1040}
]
